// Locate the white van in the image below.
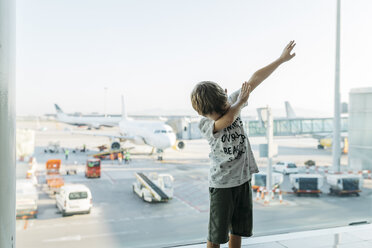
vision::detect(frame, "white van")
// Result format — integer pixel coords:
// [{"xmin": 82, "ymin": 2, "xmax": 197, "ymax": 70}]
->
[{"xmin": 56, "ymin": 184, "xmax": 92, "ymax": 216}]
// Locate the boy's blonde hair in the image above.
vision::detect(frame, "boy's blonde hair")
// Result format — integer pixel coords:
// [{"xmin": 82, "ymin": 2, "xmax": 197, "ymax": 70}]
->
[{"xmin": 191, "ymin": 81, "xmax": 228, "ymax": 116}]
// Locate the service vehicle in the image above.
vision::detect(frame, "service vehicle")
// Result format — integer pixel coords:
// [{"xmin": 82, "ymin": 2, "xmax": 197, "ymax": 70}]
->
[
  {"xmin": 45, "ymin": 159, "xmax": 64, "ymax": 193},
  {"xmin": 85, "ymin": 159, "xmax": 101, "ymax": 178},
  {"xmin": 16, "ymin": 179, "xmax": 38, "ymax": 219},
  {"xmin": 56, "ymin": 184, "xmax": 92, "ymax": 216},
  {"xmin": 251, "ymin": 172, "xmax": 284, "ymax": 191},
  {"xmin": 327, "ymin": 174, "xmax": 362, "ymax": 196},
  {"xmin": 274, "ymin": 161, "xmax": 299, "ymax": 175},
  {"xmin": 290, "ymin": 173, "xmax": 324, "ymax": 196},
  {"xmin": 44, "ymin": 141, "xmax": 60, "ymax": 153},
  {"xmin": 132, "ymin": 172, "xmax": 173, "ymax": 202},
  {"xmin": 60, "ymin": 163, "xmax": 78, "ymax": 176},
  {"xmin": 93, "ymin": 149, "xmax": 125, "ymax": 160}
]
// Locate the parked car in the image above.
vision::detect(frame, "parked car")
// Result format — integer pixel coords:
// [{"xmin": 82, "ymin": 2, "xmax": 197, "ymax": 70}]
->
[
  {"xmin": 274, "ymin": 162, "xmax": 299, "ymax": 175},
  {"xmin": 56, "ymin": 184, "xmax": 92, "ymax": 216}
]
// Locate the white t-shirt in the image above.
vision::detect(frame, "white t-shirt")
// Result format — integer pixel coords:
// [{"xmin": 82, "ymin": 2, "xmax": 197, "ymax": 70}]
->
[{"xmin": 199, "ymin": 90, "xmax": 259, "ymax": 188}]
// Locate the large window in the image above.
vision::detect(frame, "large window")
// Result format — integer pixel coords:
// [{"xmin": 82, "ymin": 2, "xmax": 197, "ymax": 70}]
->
[{"xmin": 15, "ymin": 1, "xmax": 372, "ymax": 247}]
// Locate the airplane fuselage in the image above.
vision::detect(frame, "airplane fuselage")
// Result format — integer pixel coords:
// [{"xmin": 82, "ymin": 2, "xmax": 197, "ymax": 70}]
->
[{"xmin": 119, "ymin": 119, "xmax": 176, "ymax": 151}]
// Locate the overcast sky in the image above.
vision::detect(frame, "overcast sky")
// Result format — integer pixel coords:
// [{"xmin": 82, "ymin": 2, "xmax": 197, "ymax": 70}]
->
[{"xmin": 16, "ymin": 0, "xmax": 372, "ymax": 116}]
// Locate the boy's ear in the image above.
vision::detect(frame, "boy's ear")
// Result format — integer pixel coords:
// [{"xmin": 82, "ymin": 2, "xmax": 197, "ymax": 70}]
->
[{"xmin": 225, "ymin": 88, "xmax": 227, "ymax": 94}]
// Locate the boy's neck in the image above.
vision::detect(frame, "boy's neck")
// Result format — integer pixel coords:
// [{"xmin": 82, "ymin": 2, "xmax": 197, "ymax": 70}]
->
[
  {"xmin": 205, "ymin": 104, "xmax": 231, "ymax": 121},
  {"xmin": 205, "ymin": 112, "xmax": 221, "ymax": 121}
]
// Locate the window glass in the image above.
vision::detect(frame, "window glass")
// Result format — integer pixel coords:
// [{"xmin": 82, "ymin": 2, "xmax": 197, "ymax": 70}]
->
[
  {"xmin": 15, "ymin": 1, "xmax": 372, "ymax": 248},
  {"xmin": 69, "ymin": 192, "xmax": 88, "ymax": 200}
]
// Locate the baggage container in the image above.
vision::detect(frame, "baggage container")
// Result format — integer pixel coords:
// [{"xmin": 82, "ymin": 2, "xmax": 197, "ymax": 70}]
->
[
  {"xmin": 327, "ymin": 174, "xmax": 362, "ymax": 196},
  {"xmin": 290, "ymin": 173, "xmax": 324, "ymax": 196}
]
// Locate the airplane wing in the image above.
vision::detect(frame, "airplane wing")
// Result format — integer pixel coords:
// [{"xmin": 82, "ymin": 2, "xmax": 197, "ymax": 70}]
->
[
  {"xmin": 311, "ymin": 133, "xmax": 329, "ymax": 140},
  {"xmin": 70, "ymin": 131, "xmax": 135, "ymax": 141},
  {"xmin": 312, "ymin": 132, "xmax": 348, "ymax": 140}
]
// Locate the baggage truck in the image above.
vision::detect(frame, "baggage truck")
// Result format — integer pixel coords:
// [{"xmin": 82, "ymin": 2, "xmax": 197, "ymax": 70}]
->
[
  {"xmin": 290, "ymin": 173, "xmax": 324, "ymax": 196},
  {"xmin": 16, "ymin": 179, "xmax": 38, "ymax": 219},
  {"xmin": 132, "ymin": 172, "xmax": 173, "ymax": 202},
  {"xmin": 327, "ymin": 174, "xmax": 362, "ymax": 196},
  {"xmin": 46, "ymin": 159, "xmax": 64, "ymax": 194}
]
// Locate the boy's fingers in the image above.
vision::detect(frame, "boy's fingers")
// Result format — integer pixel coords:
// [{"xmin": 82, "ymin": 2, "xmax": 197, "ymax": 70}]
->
[
  {"xmin": 289, "ymin": 43, "xmax": 296, "ymax": 51},
  {"xmin": 286, "ymin": 41, "xmax": 293, "ymax": 49},
  {"xmin": 244, "ymin": 83, "xmax": 249, "ymax": 92},
  {"xmin": 286, "ymin": 40, "xmax": 295, "ymax": 49}
]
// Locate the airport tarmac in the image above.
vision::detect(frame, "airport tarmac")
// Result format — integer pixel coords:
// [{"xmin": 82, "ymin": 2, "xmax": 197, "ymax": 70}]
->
[{"xmin": 16, "ymin": 121, "xmax": 372, "ymax": 248}]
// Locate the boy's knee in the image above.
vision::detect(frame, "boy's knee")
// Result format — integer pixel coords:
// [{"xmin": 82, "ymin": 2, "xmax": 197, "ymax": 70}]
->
[{"xmin": 207, "ymin": 240, "xmax": 220, "ymax": 248}]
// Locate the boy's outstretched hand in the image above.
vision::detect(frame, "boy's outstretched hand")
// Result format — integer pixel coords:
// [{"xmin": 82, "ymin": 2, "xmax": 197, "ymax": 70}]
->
[
  {"xmin": 279, "ymin": 40, "xmax": 296, "ymax": 62},
  {"xmin": 237, "ymin": 82, "xmax": 251, "ymax": 105}
]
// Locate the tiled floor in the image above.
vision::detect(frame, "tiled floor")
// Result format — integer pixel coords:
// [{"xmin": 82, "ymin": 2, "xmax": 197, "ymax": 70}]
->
[{"xmin": 179, "ymin": 224, "xmax": 372, "ymax": 248}]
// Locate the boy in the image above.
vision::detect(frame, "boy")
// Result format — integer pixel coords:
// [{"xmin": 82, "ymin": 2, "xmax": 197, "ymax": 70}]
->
[{"xmin": 190, "ymin": 41, "xmax": 296, "ymax": 248}]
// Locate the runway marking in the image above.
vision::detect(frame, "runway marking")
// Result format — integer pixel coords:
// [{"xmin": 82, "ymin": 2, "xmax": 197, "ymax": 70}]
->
[
  {"xmin": 104, "ymin": 171, "xmax": 116, "ymax": 184},
  {"xmin": 173, "ymin": 195, "xmax": 204, "ymax": 213},
  {"xmin": 31, "ymin": 212, "xmax": 196, "ymax": 231},
  {"xmin": 43, "ymin": 230, "xmax": 139, "ymax": 243},
  {"xmin": 102, "ymin": 167, "xmax": 166, "ymax": 171}
]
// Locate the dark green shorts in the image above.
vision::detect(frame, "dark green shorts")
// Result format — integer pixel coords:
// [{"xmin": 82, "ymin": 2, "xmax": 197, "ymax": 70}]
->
[{"xmin": 208, "ymin": 180, "xmax": 253, "ymax": 244}]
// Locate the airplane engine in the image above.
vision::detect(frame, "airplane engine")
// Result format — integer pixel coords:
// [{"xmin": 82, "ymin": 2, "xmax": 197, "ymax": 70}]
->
[
  {"xmin": 111, "ymin": 141, "xmax": 121, "ymax": 150},
  {"xmin": 173, "ymin": 140, "xmax": 185, "ymax": 150}
]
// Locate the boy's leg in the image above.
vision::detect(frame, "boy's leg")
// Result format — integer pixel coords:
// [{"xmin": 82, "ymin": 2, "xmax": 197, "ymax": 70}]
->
[
  {"xmin": 208, "ymin": 187, "xmax": 233, "ymax": 245},
  {"xmin": 207, "ymin": 240, "xmax": 220, "ymax": 248},
  {"xmin": 228, "ymin": 234, "xmax": 241, "ymax": 248},
  {"xmin": 230, "ymin": 180, "xmax": 253, "ymax": 240}
]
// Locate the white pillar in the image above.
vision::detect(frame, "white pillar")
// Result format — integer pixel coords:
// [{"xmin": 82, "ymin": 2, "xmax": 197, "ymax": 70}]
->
[
  {"xmin": 266, "ymin": 107, "xmax": 273, "ymax": 194},
  {"xmin": 0, "ymin": 0, "xmax": 16, "ymax": 247},
  {"xmin": 332, "ymin": 0, "xmax": 341, "ymax": 172}
]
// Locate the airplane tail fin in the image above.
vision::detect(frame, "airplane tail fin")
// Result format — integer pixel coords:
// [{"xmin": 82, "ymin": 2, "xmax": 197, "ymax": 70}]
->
[
  {"xmin": 121, "ymin": 95, "xmax": 127, "ymax": 120},
  {"xmin": 55, "ymin": 104, "xmax": 64, "ymax": 114},
  {"xmin": 285, "ymin": 101, "xmax": 296, "ymax": 119}
]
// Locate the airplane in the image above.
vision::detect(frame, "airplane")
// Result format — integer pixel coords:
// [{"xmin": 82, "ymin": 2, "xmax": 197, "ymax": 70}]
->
[
  {"xmin": 55, "ymin": 104, "xmax": 122, "ymax": 129},
  {"xmin": 69, "ymin": 96, "xmax": 185, "ymax": 160}
]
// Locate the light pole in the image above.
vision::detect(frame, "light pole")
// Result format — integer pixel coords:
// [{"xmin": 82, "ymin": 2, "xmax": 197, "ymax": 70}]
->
[
  {"xmin": 332, "ymin": 0, "xmax": 341, "ymax": 172},
  {"xmin": 104, "ymin": 87, "xmax": 108, "ymax": 117}
]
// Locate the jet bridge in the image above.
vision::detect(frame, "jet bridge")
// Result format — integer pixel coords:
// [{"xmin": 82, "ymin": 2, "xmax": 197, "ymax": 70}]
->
[{"xmin": 246, "ymin": 117, "xmax": 348, "ymax": 137}]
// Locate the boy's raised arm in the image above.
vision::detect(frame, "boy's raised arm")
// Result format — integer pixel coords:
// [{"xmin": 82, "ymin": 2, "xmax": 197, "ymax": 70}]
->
[
  {"xmin": 247, "ymin": 40, "xmax": 296, "ymax": 93},
  {"xmin": 213, "ymin": 83, "xmax": 250, "ymax": 132}
]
